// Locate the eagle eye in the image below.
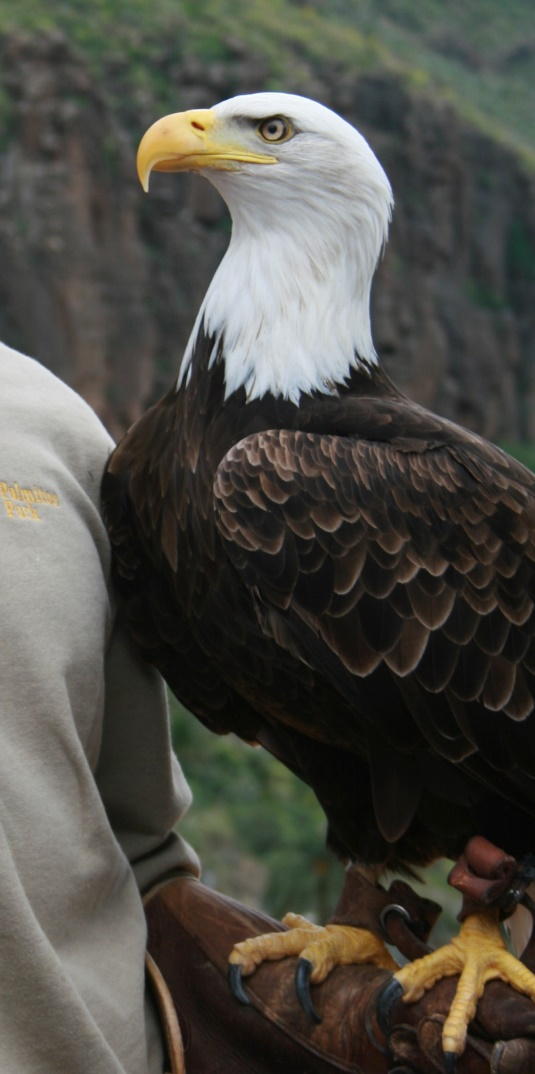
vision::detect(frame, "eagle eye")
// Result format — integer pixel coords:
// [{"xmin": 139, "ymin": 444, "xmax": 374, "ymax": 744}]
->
[{"xmin": 257, "ymin": 116, "xmax": 292, "ymax": 143}]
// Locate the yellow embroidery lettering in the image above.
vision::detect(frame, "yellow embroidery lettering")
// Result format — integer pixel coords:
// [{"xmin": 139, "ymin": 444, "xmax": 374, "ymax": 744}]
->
[{"xmin": 0, "ymin": 478, "xmax": 58, "ymax": 521}]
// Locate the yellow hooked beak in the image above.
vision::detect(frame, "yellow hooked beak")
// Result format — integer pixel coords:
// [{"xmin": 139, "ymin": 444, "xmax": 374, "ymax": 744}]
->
[{"xmin": 137, "ymin": 109, "xmax": 277, "ymax": 191}]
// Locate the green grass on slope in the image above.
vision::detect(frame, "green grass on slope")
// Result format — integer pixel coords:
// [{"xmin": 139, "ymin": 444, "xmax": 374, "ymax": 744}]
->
[
  {"xmin": 329, "ymin": 0, "xmax": 535, "ymax": 59},
  {"xmin": 0, "ymin": 0, "xmax": 386, "ymax": 83},
  {"xmin": 0, "ymin": 0, "xmax": 533, "ymax": 163}
]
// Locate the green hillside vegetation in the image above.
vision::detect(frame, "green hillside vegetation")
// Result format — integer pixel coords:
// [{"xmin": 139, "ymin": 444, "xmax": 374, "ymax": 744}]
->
[{"xmin": 0, "ymin": 0, "xmax": 533, "ymax": 162}]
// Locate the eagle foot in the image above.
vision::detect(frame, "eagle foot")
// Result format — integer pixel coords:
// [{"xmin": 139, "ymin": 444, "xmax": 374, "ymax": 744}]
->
[
  {"xmin": 379, "ymin": 906, "xmax": 535, "ymax": 1066},
  {"xmin": 228, "ymin": 911, "xmax": 398, "ymax": 1021}
]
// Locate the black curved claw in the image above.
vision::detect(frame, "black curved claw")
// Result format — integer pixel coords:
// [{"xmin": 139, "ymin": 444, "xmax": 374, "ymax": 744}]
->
[
  {"xmin": 375, "ymin": 977, "xmax": 404, "ymax": 1037},
  {"xmin": 227, "ymin": 963, "xmax": 250, "ymax": 1006},
  {"xmin": 444, "ymin": 1053, "xmax": 457, "ymax": 1074},
  {"xmin": 295, "ymin": 958, "xmax": 322, "ymax": 1024}
]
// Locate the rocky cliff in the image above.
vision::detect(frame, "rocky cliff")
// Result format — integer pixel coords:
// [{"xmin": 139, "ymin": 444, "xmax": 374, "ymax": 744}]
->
[{"xmin": 1, "ymin": 32, "xmax": 534, "ymax": 441}]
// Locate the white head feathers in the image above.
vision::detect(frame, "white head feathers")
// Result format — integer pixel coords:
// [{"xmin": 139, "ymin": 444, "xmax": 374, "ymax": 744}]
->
[{"xmin": 179, "ymin": 92, "xmax": 393, "ymax": 403}]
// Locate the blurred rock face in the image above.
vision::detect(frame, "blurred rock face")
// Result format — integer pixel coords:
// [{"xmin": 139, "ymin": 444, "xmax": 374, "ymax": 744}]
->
[{"xmin": 0, "ymin": 34, "xmax": 534, "ymax": 442}]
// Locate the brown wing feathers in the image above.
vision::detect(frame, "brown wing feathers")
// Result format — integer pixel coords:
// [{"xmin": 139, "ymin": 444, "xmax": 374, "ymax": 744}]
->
[{"xmin": 214, "ymin": 429, "xmax": 535, "ymax": 753}]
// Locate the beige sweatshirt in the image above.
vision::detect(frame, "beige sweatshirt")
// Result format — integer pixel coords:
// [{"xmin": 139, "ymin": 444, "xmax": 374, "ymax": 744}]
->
[{"xmin": 0, "ymin": 341, "xmax": 199, "ymax": 1072}]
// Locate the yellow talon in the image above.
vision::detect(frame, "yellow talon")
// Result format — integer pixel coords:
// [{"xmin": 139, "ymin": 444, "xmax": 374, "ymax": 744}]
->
[
  {"xmin": 229, "ymin": 914, "xmax": 398, "ymax": 981},
  {"xmin": 395, "ymin": 907, "xmax": 535, "ymax": 1057},
  {"xmin": 228, "ymin": 925, "xmax": 314, "ymax": 976}
]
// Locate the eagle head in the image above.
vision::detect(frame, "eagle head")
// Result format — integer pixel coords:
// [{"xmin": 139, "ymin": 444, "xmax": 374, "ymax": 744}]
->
[{"xmin": 137, "ymin": 92, "xmax": 394, "ymax": 404}]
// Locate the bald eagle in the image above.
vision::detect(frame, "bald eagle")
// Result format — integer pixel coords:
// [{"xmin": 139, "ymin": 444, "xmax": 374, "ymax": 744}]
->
[{"xmin": 102, "ymin": 93, "xmax": 535, "ymax": 1065}]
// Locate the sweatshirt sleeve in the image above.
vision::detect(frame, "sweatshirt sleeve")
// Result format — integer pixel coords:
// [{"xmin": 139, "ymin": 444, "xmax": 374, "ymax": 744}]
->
[
  {"xmin": 94, "ymin": 607, "xmax": 201, "ymax": 892},
  {"xmin": 0, "ymin": 341, "xmax": 198, "ymax": 1072}
]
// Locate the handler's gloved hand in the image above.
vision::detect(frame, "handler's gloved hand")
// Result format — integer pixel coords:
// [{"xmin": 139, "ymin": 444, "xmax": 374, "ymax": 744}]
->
[
  {"xmin": 144, "ymin": 875, "xmax": 535, "ymax": 1074},
  {"xmin": 384, "ymin": 975, "xmax": 535, "ymax": 1073}
]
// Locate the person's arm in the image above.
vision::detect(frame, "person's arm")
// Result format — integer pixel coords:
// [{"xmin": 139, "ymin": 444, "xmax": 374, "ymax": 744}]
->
[{"xmin": 94, "ymin": 609, "xmax": 200, "ymax": 893}]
